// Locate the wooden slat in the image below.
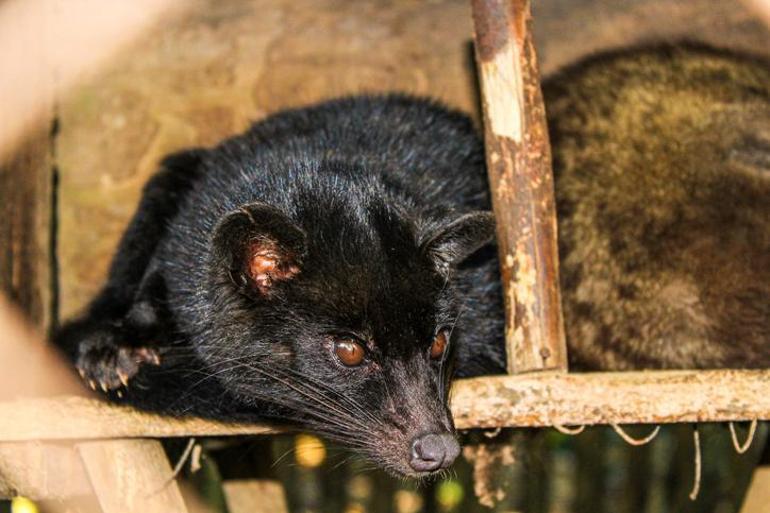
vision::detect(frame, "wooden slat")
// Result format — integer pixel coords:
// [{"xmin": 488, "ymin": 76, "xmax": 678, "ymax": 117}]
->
[
  {"xmin": 77, "ymin": 439, "xmax": 189, "ymax": 513},
  {"xmin": 740, "ymin": 465, "xmax": 770, "ymax": 513},
  {"xmin": 471, "ymin": 0, "xmax": 567, "ymax": 374},
  {"xmin": 0, "ymin": 442, "xmax": 92, "ymax": 499},
  {"xmin": 0, "ymin": 395, "xmax": 279, "ymax": 441},
  {"xmin": 0, "ymin": 295, "xmax": 85, "ymax": 401},
  {"xmin": 451, "ymin": 370, "xmax": 770, "ymax": 428},
  {"xmin": 0, "ymin": 80, "xmax": 54, "ymax": 332},
  {"xmin": 223, "ymin": 479, "xmax": 289, "ymax": 513},
  {"xmin": 2, "ymin": 370, "xmax": 770, "ymax": 442}
]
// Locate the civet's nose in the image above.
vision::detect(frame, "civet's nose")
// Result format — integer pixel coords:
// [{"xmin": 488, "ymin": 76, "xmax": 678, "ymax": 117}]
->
[{"xmin": 409, "ymin": 433, "xmax": 460, "ymax": 472}]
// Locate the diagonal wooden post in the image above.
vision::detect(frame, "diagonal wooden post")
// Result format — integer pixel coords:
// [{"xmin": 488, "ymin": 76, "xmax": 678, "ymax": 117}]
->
[
  {"xmin": 740, "ymin": 465, "xmax": 770, "ymax": 513},
  {"xmin": 223, "ymin": 480, "xmax": 289, "ymax": 513},
  {"xmin": 77, "ymin": 439, "xmax": 190, "ymax": 513},
  {"xmin": 471, "ymin": 0, "xmax": 568, "ymax": 374}
]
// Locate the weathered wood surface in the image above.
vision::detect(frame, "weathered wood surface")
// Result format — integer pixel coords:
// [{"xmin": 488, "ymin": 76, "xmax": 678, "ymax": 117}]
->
[
  {"xmin": 2, "ymin": 370, "xmax": 770, "ymax": 442},
  {"xmin": 77, "ymin": 439, "xmax": 190, "ymax": 513},
  {"xmin": 471, "ymin": 0, "xmax": 567, "ymax": 373},
  {"xmin": 740, "ymin": 465, "xmax": 770, "ymax": 513},
  {"xmin": 0, "ymin": 395, "xmax": 278, "ymax": 442},
  {"xmin": 0, "ymin": 105, "xmax": 54, "ymax": 331},
  {"xmin": 0, "ymin": 296, "xmax": 84, "ymax": 402},
  {"xmin": 532, "ymin": 0, "xmax": 770, "ymax": 74},
  {"xmin": 223, "ymin": 479, "xmax": 289, "ymax": 513},
  {"xmin": 451, "ymin": 371, "xmax": 770, "ymax": 428},
  {"xmin": 0, "ymin": 442, "xmax": 92, "ymax": 499}
]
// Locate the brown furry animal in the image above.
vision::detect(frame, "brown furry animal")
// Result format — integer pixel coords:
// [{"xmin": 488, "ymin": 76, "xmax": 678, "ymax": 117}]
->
[{"xmin": 545, "ymin": 44, "xmax": 770, "ymax": 370}]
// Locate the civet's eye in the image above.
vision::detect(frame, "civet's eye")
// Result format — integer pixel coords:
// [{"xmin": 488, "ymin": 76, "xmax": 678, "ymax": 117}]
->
[
  {"xmin": 334, "ymin": 338, "xmax": 366, "ymax": 366},
  {"xmin": 430, "ymin": 330, "xmax": 449, "ymax": 360}
]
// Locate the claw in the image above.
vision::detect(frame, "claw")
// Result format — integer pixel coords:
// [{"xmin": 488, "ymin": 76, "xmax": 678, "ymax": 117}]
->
[
  {"xmin": 116, "ymin": 390, "xmax": 124, "ymax": 399},
  {"xmin": 100, "ymin": 382, "xmax": 109, "ymax": 393},
  {"xmin": 88, "ymin": 379, "xmax": 97, "ymax": 391},
  {"xmin": 78, "ymin": 368, "xmax": 86, "ymax": 379},
  {"xmin": 117, "ymin": 370, "xmax": 130, "ymax": 387}
]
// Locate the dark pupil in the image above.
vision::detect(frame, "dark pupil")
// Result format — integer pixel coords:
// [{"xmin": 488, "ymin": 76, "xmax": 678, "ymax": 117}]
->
[{"xmin": 336, "ymin": 340, "xmax": 363, "ymax": 366}]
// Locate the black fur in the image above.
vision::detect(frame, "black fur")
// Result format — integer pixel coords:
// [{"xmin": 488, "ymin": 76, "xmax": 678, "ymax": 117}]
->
[{"xmin": 55, "ymin": 95, "xmax": 505, "ymax": 477}]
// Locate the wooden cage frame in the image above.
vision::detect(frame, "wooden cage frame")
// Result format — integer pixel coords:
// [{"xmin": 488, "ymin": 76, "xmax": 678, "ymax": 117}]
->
[{"xmin": 1, "ymin": 0, "xmax": 769, "ymax": 511}]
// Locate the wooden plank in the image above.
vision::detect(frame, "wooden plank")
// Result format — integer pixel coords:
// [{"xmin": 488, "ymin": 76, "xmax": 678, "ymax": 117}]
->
[
  {"xmin": 0, "ymin": 5, "xmax": 56, "ymax": 338},
  {"xmin": 739, "ymin": 465, "xmax": 770, "ymax": 513},
  {"xmin": 0, "ymin": 95, "xmax": 54, "ymax": 332},
  {"xmin": 0, "ymin": 295, "xmax": 85, "ymax": 401},
  {"xmin": 0, "ymin": 442, "xmax": 92, "ymax": 500},
  {"xmin": 0, "ymin": 395, "xmax": 279, "ymax": 442},
  {"xmin": 450, "ymin": 370, "xmax": 770, "ymax": 428},
  {"xmin": 77, "ymin": 439, "xmax": 189, "ymax": 513},
  {"xmin": 2, "ymin": 370, "xmax": 770, "ymax": 441},
  {"xmin": 223, "ymin": 479, "xmax": 289, "ymax": 513},
  {"xmin": 471, "ymin": 0, "xmax": 567, "ymax": 374}
]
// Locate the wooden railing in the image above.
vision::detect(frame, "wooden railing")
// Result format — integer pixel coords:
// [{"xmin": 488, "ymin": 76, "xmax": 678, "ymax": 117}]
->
[{"xmin": 2, "ymin": 369, "xmax": 770, "ymax": 444}]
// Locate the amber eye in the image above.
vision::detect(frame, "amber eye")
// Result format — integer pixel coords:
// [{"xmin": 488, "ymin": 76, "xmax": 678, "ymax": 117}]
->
[
  {"xmin": 430, "ymin": 330, "xmax": 449, "ymax": 360},
  {"xmin": 334, "ymin": 338, "xmax": 366, "ymax": 366}
]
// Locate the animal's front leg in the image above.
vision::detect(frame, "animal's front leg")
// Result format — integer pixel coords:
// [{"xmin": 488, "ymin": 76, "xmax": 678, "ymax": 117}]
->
[
  {"xmin": 75, "ymin": 334, "xmax": 160, "ymax": 392},
  {"xmin": 59, "ymin": 299, "xmax": 163, "ymax": 393}
]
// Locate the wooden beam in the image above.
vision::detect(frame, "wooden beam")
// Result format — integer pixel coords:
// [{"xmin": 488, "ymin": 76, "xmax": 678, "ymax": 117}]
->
[
  {"xmin": 0, "ymin": 395, "xmax": 279, "ymax": 441},
  {"xmin": 223, "ymin": 480, "xmax": 289, "ymax": 513},
  {"xmin": 740, "ymin": 465, "xmax": 770, "ymax": 513},
  {"xmin": 2, "ymin": 370, "xmax": 770, "ymax": 442},
  {"xmin": 77, "ymin": 439, "xmax": 189, "ymax": 513},
  {"xmin": 451, "ymin": 370, "xmax": 770, "ymax": 428},
  {"xmin": 471, "ymin": 0, "xmax": 567, "ymax": 374},
  {"xmin": 0, "ymin": 82, "xmax": 55, "ymax": 332},
  {"xmin": 0, "ymin": 442, "xmax": 92, "ymax": 499}
]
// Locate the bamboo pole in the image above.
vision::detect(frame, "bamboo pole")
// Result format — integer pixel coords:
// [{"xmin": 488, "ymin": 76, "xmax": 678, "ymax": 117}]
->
[{"xmin": 471, "ymin": 0, "xmax": 567, "ymax": 374}]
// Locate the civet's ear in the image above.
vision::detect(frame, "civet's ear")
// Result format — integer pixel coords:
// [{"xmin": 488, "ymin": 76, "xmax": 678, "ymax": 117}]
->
[
  {"xmin": 212, "ymin": 202, "xmax": 306, "ymax": 297},
  {"xmin": 421, "ymin": 211, "xmax": 496, "ymax": 274}
]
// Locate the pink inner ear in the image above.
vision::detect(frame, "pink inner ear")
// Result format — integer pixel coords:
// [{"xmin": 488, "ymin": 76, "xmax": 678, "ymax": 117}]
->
[{"xmin": 245, "ymin": 241, "xmax": 300, "ymax": 295}]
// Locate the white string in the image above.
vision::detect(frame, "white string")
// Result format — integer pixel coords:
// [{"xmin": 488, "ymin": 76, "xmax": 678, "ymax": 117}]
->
[
  {"xmin": 611, "ymin": 424, "xmax": 661, "ymax": 446},
  {"xmin": 689, "ymin": 426, "xmax": 701, "ymax": 501},
  {"xmin": 553, "ymin": 424, "xmax": 586, "ymax": 435},
  {"xmin": 148, "ymin": 437, "xmax": 197, "ymax": 497},
  {"xmin": 728, "ymin": 419, "xmax": 758, "ymax": 454}
]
